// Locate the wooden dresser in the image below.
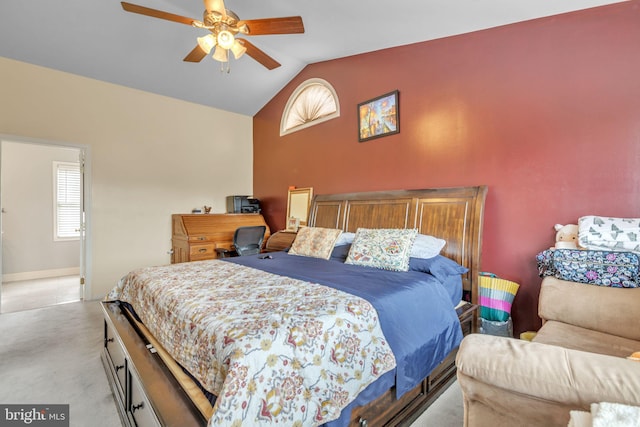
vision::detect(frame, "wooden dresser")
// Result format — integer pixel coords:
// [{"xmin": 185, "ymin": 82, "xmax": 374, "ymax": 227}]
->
[{"xmin": 171, "ymin": 214, "xmax": 270, "ymax": 263}]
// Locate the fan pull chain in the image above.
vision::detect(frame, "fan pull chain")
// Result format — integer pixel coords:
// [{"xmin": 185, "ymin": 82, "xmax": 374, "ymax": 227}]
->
[{"xmin": 219, "ymin": 61, "xmax": 231, "ymax": 74}]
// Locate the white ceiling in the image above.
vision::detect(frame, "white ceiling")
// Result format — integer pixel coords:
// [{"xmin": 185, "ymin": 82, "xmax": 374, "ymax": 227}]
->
[{"xmin": 0, "ymin": 0, "xmax": 626, "ymax": 116}]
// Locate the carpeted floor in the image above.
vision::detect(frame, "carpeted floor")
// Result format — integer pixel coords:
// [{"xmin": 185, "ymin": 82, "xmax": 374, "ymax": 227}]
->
[
  {"xmin": 412, "ymin": 379, "xmax": 464, "ymax": 426},
  {"xmin": 0, "ymin": 301, "xmax": 120, "ymax": 427},
  {"xmin": 0, "ymin": 301, "xmax": 463, "ymax": 427}
]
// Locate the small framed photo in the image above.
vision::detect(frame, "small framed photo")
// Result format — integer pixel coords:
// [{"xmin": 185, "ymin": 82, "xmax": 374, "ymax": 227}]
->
[
  {"xmin": 358, "ymin": 90, "xmax": 399, "ymax": 142},
  {"xmin": 286, "ymin": 217, "xmax": 300, "ymax": 232}
]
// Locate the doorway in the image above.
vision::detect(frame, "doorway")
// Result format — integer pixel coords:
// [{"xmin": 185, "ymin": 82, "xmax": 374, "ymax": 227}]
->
[{"xmin": 0, "ymin": 138, "xmax": 88, "ymax": 313}]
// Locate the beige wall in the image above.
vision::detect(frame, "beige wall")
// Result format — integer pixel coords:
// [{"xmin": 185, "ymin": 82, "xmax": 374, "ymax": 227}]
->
[{"xmin": 0, "ymin": 57, "xmax": 254, "ymax": 299}]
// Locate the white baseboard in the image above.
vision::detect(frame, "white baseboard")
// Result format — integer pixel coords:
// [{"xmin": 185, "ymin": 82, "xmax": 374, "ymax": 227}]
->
[{"xmin": 2, "ymin": 267, "xmax": 80, "ymax": 283}]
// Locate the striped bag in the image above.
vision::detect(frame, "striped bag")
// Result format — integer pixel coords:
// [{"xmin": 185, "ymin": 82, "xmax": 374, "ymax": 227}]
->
[{"xmin": 478, "ymin": 272, "xmax": 520, "ymax": 322}]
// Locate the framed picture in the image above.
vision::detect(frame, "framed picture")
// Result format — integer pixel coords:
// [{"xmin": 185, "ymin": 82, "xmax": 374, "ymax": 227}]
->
[
  {"xmin": 286, "ymin": 217, "xmax": 300, "ymax": 232},
  {"xmin": 358, "ymin": 90, "xmax": 399, "ymax": 142},
  {"xmin": 286, "ymin": 187, "xmax": 313, "ymax": 227}
]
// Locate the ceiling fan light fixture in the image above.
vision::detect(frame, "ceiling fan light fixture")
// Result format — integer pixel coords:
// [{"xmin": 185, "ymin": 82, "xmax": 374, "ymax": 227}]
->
[
  {"xmin": 212, "ymin": 45, "xmax": 229, "ymax": 62},
  {"xmin": 120, "ymin": 1, "xmax": 304, "ymax": 70},
  {"xmin": 197, "ymin": 34, "xmax": 216, "ymax": 54},
  {"xmin": 231, "ymin": 40, "xmax": 247, "ymax": 59},
  {"xmin": 217, "ymin": 30, "xmax": 234, "ymax": 49}
]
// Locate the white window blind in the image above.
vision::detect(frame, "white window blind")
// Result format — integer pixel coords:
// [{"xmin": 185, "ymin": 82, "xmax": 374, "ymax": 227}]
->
[
  {"xmin": 280, "ymin": 78, "xmax": 340, "ymax": 136},
  {"xmin": 54, "ymin": 161, "xmax": 81, "ymax": 240}
]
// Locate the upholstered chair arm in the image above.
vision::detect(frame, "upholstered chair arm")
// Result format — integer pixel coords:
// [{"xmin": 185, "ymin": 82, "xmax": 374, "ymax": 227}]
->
[
  {"xmin": 538, "ymin": 277, "xmax": 640, "ymax": 341},
  {"xmin": 457, "ymin": 334, "xmax": 640, "ymax": 404},
  {"xmin": 456, "ymin": 334, "xmax": 640, "ymax": 426}
]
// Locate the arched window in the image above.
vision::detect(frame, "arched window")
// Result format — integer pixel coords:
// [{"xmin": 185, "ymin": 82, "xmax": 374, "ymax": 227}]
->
[{"xmin": 280, "ymin": 78, "xmax": 340, "ymax": 136}]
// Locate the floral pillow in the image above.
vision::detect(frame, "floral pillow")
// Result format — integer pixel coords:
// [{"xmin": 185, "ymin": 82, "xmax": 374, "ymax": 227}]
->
[
  {"xmin": 345, "ymin": 228, "xmax": 418, "ymax": 272},
  {"xmin": 288, "ymin": 227, "xmax": 343, "ymax": 260}
]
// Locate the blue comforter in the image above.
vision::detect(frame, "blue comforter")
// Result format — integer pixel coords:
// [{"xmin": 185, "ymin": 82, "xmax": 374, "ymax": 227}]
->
[{"xmin": 224, "ymin": 251, "xmax": 463, "ymax": 426}]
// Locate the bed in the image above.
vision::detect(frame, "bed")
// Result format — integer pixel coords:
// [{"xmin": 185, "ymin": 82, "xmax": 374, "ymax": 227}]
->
[{"xmin": 101, "ymin": 186, "xmax": 487, "ymax": 427}]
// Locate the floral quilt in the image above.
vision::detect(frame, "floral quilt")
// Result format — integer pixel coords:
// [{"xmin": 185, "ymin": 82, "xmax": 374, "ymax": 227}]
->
[
  {"xmin": 536, "ymin": 249, "xmax": 640, "ymax": 288},
  {"xmin": 107, "ymin": 260, "xmax": 396, "ymax": 426}
]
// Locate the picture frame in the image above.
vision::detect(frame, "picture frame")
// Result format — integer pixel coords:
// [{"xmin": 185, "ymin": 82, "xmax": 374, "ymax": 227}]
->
[
  {"xmin": 358, "ymin": 90, "xmax": 399, "ymax": 142},
  {"xmin": 286, "ymin": 187, "xmax": 313, "ymax": 227},
  {"xmin": 286, "ymin": 217, "xmax": 301, "ymax": 232}
]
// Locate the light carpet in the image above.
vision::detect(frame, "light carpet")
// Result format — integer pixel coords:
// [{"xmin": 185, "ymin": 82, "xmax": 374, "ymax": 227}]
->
[
  {"xmin": 0, "ymin": 301, "xmax": 463, "ymax": 426},
  {"xmin": 0, "ymin": 300, "xmax": 120, "ymax": 426}
]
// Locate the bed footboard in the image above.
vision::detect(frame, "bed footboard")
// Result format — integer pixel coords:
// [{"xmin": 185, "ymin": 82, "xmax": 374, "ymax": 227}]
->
[{"xmin": 101, "ymin": 301, "xmax": 207, "ymax": 427}]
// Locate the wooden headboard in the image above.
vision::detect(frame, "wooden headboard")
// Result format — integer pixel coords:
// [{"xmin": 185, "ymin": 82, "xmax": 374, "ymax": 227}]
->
[{"xmin": 308, "ymin": 186, "xmax": 488, "ymax": 304}]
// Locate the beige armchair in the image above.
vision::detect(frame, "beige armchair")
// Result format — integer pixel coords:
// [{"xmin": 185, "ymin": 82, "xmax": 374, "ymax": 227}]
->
[{"xmin": 456, "ymin": 276, "xmax": 640, "ymax": 427}]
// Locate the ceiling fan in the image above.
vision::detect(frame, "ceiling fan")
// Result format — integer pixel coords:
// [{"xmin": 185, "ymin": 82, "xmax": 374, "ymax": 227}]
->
[{"xmin": 120, "ymin": 0, "xmax": 304, "ymax": 70}]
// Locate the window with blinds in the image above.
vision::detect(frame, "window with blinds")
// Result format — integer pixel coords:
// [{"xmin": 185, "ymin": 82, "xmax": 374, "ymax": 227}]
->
[
  {"xmin": 54, "ymin": 161, "xmax": 81, "ymax": 240},
  {"xmin": 280, "ymin": 78, "xmax": 340, "ymax": 136}
]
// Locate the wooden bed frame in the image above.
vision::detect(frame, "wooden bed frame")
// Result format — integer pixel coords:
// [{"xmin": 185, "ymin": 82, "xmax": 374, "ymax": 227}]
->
[
  {"xmin": 309, "ymin": 186, "xmax": 487, "ymax": 426},
  {"xmin": 101, "ymin": 186, "xmax": 487, "ymax": 427}
]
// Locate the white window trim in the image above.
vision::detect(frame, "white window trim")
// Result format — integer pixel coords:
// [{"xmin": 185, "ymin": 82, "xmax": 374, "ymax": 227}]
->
[
  {"xmin": 280, "ymin": 78, "xmax": 340, "ymax": 136},
  {"xmin": 53, "ymin": 160, "xmax": 81, "ymax": 241}
]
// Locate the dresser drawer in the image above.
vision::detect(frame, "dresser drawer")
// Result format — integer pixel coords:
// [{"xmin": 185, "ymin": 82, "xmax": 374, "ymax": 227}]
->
[
  {"xmin": 128, "ymin": 370, "xmax": 160, "ymax": 427},
  {"xmin": 187, "ymin": 235, "xmax": 214, "ymax": 243},
  {"xmin": 189, "ymin": 243, "xmax": 217, "ymax": 260},
  {"xmin": 427, "ymin": 349, "xmax": 457, "ymax": 391},
  {"xmin": 104, "ymin": 321, "xmax": 127, "ymax": 400},
  {"xmin": 101, "ymin": 302, "xmax": 208, "ymax": 427}
]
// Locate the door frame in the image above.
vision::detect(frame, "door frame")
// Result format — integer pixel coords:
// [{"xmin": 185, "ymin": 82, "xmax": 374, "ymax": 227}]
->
[{"xmin": 0, "ymin": 134, "xmax": 92, "ymax": 306}]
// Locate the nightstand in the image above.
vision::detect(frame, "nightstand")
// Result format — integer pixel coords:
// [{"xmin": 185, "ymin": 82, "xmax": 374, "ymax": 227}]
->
[
  {"xmin": 456, "ymin": 302, "xmax": 479, "ymax": 335},
  {"xmin": 264, "ymin": 230, "xmax": 297, "ymax": 252}
]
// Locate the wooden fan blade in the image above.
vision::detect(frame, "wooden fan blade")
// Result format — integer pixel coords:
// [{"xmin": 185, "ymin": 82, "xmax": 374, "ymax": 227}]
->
[
  {"xmin": 183, "ymin": 45, "xmax": 208, "ymax": 62},
  {"xmin": 237, "ymin": 17, "xmax": 304, "ymax": 35},
  {"xmin": 238, "ymin": 39, "xmax": 281, "ymax": 70},
  {"xmin": 203, "ymin": 0, "xmax": 226, "ymax": 18},
  {"xmin": 121, "ymin": 2, "xmax": 195, "ymax": 26}
]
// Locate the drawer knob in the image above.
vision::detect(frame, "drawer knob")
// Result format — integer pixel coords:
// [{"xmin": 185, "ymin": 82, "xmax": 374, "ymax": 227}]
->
[
  {"xmin": 199, "ymin": 248, "xmax": 207, "ymax": 253},
  {"xmin": 132, "ymin": 402, "xmax": 144, "ymax": 413}
]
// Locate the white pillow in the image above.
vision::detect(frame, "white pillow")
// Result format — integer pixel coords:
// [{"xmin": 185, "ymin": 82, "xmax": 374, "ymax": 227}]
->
[
  {"xmin": 334, "ymin": 232, "xmax": 356, "ymax": 247},
  {"xmin": 579, "ymin": 216, "xmax": 640, "ymax": 253},
  {"xmin": 410, "ymin": 234, "xmax": 446, "ymax": 259}
]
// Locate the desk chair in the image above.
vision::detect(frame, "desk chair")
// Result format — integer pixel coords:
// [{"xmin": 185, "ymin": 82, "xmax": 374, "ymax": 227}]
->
[{"xmin": 216, "ymin": 225, "xmax": 266, "ymax": 258}]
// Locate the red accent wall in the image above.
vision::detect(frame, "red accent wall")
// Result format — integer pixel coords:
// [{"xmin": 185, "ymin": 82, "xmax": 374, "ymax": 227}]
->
[{"xmin": 253, "ymin": 1, "xmax": 640, "ymax": 334}]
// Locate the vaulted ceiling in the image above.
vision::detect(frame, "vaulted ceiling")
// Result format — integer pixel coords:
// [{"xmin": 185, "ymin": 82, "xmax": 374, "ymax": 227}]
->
[{"xmin": 0, "ymin": 0, "xmax": 625, "ymax": 116}]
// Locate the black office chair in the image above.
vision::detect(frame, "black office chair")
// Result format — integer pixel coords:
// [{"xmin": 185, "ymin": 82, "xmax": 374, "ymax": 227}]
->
[{"xmin": 216, "ymin": 225, "xmax": 267, "ymax": 258}]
